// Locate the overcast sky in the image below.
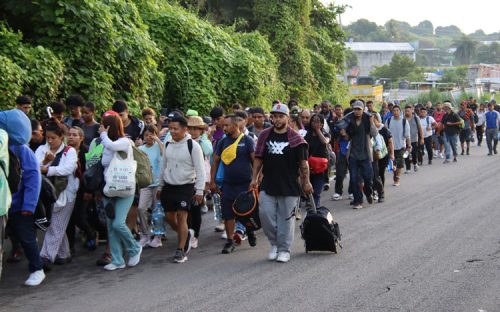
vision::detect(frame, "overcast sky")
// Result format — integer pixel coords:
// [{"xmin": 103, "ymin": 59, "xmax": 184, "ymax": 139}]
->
[{"xmin": 322, "ymin": 0, "xmax": 499, "ymax": 35}]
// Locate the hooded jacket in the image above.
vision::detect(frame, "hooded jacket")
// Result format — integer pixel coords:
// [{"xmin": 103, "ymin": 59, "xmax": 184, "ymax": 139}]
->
[
  {"xmin": 0, "ymin": 109, "xmax": 41, "ymax": 214},
  {"xmin": 159, "ymin": 134, "xmax": 206, "ymax": 195}
]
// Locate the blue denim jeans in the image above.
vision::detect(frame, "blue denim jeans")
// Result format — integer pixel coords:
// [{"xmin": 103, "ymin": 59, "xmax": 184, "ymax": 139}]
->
[
  {"xmin": 310, "ymin": 173, "xmax": 324, "ymax": 208},
  {"xmin": 348, "ymin": 158, "xmax": 373, "ymax": 204},
  {"xmin": 7, "ymin": 212, "xmax": 43, "ymax": 273},
  {"xmin": 444, "ymin": 133, "xmax": 458, "ymax": 160}
]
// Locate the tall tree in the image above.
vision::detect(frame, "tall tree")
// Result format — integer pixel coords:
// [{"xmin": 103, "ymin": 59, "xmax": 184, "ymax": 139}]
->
[{"xmin": 453, "ymin": 35, "xmax": 478, "ymax": 65}]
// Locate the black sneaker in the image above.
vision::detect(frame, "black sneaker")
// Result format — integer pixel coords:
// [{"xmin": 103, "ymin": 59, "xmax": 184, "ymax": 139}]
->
[
  {"xmin": 366, "ymin": 195, "xmax": 373, "ymax": 204},
  {"xmin": 54, "ymin": 257, "xmax": 72, "ymax": 265},
  {"xmin": 173, "ymin": 249, "xmax": 187, "ymax": 263},
  {"xmin": 96, "ymin": 253, "xmax": 112, "ymax": 266},
  {"xmin": 248, "ymin": 232, "xmax": 257, "ymax": 247},
  {"xmin": 221, "ymin": 241, "xmax": 235, "ymax": 254},
  {"xmin": 378, "ymin": 196, "xmax": 385, "ymax": 203}
]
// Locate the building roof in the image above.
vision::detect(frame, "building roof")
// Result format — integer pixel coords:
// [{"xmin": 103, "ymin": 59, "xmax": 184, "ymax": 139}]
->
[{"xmin": 345, "ymin": 42, "xmax": 416, "ymax": 52}]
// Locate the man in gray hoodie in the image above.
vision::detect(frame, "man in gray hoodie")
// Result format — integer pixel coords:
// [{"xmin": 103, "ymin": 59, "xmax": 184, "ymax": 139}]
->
[{"xmin": 159, "ymin": 116, "xmax": 205, "ymax": 263}]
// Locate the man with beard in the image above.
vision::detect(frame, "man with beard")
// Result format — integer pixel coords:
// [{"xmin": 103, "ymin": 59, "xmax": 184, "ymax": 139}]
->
[{"xmin": 250, "ymin": 104, "xmax": 312, "ymax": 263}]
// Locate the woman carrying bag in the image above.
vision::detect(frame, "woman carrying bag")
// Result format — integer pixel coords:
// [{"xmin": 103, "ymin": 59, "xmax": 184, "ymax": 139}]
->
[
  {"xmin": 99, "ymin": 111, "xmax": 142, "ymax": 271},
  {"xmin": 35, "ymin": 118, "xmax": 79, "ymax": 266}
]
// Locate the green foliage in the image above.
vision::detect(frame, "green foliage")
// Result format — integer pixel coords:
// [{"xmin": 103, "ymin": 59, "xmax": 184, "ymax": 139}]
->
[
  {"xmin": 371, "ymin": 54, "xmax": 423, "ymax": 82},
  {"xmin": 453, "ymin": 36, "xmax": 478, "ymax": 65},
  {"xmin": 406, "ymin": 88, "xmax": 451, "ymax": 106},
  {"xmin": 254, "ymin": 0, "xmax": 317, "ymax": 102},
  {"xmin": 0, "ymin": 55, "xmax": 24, "ymax": 110},
  {"xmin": 440, "ymin": 66, "xmax": 468, "ymax": 86},
  {"xmin": 475, "ymin": 42, "xmax": 500, "ymax": 64},
  {"xmin": 2, "ymin": 0, "xmax": 165, "ymax": 115},
  {"xmin": 135, "ymin": 0, "xmax": 283, "ymax": 113},
  {"xmin": 0, "ymin": 23, "xmax": 64, "ymax": 115}
]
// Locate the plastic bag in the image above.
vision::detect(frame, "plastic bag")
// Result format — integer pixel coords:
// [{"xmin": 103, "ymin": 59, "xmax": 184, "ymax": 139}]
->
[{"xmin": 103, "ymin": 143, "xmax": 136, "ymax": 198}]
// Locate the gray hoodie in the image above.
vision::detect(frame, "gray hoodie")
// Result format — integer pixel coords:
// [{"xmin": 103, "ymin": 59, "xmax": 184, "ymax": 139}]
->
[{"xmin": 159, "ymin": 134, "xmax": 206, "ymax": 195}]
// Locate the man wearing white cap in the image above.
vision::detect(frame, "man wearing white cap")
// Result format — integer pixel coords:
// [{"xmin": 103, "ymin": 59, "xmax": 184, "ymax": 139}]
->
[{"xmin": 250, "ymin": 104, "xmax": 312, "ymax": 263}]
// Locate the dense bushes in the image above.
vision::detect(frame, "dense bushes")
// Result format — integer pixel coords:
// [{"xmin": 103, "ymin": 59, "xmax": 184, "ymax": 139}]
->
[
  {"xmin": 136, "ymin": 0, "xmax": 283, "ymax": 113},
  {"xmin": 0, "ymin": 0, "xmax": 347, "ymax": 116},
  {"xmin": 0, "ymin": 24, "xmax": 64, "ymax": 113}
]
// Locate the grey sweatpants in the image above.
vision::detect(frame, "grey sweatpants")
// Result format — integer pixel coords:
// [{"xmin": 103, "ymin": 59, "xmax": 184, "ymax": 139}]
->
[
  {"xmin": 259, "ymin": 191, "xmax": 299, "ymax": 253},
  {"xmin": 485, "ymin": 128, "xmax": 499, "ymax": 153}
]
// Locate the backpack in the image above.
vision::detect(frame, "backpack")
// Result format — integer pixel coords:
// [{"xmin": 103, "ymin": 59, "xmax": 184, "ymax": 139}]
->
[
  {"xmin": 372, "ymin": 133, "xmax": 388, "ymax": 160},
  {"xmin": 5, "ymin": 148, "xmax": 21, "ymax": 194},
  {"xmin": 387, "ymin": 117, "xmax": 407, "ymax": 138},
  {"xmin": 165, "ymin": 139, "xmax": 193, "ymax": 156},
  {"xmin": 131, "ymin": 143, "xmax": 153, "ymax": 189}
]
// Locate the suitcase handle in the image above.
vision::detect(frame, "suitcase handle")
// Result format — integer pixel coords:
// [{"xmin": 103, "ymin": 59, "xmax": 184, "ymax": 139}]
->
[{"xmin": 307, "ymin": 193, "xmax": 317, "ymax": 213}]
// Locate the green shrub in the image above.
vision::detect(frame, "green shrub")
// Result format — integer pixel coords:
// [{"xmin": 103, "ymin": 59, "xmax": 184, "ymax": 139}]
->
[
  {"xmin": 136, "ymin": 1, "xmax": 283, "ymax": 113},
  {"xmin": 2, "ymin": 0, "xmax": 164, "ymax": 115},
  {"xmin": 0, "ymin": 23, "xmax": 64, "ymax": 115},
  {"xmin": 0, "ymin": 55, "xmax": 25, "ymax": 110}
]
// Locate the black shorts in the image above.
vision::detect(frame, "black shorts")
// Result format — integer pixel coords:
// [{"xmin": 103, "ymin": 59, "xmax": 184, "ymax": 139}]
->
[
  {"xmin": 221, "ymin": 197, "xmax": 235, "ymax": 220},
  {"xmin": 394, "ymin": 149, "xmax": 405, "ymax": 169},
  {"xmin": 160, "ymin": 183, "xmax": 195, "ymax": 212},
  {"xmin": 459, "ymin": 129, "xmax": 471, "ymax": 143}
]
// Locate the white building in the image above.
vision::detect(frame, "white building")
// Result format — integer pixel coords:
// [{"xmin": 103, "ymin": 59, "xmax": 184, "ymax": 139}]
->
[{"xmin": 345, "ymin": 42, "xmax": 417, "ymax": 76}]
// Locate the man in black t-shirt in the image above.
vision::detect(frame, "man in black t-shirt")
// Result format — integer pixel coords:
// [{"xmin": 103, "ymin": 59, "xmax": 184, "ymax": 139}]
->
[
  {"xmin": 112, "ymin": 100, "xmax": 145, "ymax": 145},
  {"xmin": 441, "ymin": 102, "xmax": 461, "ymax": 163},
  {"xmin": 251, "ymin": 104, "xmax": 312, "ymax": 263}
]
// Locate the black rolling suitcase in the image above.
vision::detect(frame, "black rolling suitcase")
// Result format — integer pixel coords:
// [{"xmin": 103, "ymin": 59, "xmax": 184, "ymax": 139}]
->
[{"xmin": 300, "ymin": 194, "xmax": 341, "ymax": 253}]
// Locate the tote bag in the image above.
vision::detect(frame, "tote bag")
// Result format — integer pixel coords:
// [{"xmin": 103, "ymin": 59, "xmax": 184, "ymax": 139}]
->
[{"xmin": 103, "ymin": 143, "xmax": 137, "ymax": 198}]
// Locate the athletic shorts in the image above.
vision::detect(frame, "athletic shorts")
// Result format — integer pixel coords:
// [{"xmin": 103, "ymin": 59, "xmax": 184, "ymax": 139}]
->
[
  {"xmin": 394, "ymin": 149, "xmax": 405, "ymax": 169},
  {"xmin": 221, "ymin": 183, "xmax": 249, "ymax": 220},
  {"xmin": 459, "ymin": 129, "xmax": 471, "ymax": 143},
  {"xmin": 160, "ymin": 183, "xmax": 195, "ymax": 212}
]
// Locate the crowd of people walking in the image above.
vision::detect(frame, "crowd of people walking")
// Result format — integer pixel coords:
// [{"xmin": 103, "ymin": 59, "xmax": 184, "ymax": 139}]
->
[{"xmin": 1, "ymin": 94, "xmax": 499, "ymax": 286}]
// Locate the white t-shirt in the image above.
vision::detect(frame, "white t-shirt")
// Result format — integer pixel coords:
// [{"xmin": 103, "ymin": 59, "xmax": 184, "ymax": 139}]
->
[{"xmin": 419, "ymin": 116, "xmax": 436, "ymax": 138}]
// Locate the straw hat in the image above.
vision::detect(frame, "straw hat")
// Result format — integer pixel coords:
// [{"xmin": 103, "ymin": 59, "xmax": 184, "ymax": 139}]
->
[{"xmin": 187, "ymin": 116, "xmax": 207, "ymax": 129}]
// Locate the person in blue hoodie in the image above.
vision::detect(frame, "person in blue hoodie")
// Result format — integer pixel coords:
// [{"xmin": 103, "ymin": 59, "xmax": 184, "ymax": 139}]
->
[{"xmin": 0, "ymin": 109, "xmax": 45, "ymax": 286}]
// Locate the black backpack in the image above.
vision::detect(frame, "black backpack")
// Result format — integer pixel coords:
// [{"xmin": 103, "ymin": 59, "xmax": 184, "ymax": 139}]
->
[{"xmin": 1, "ymin": 147, "xmax": 22, "ymax": 194}]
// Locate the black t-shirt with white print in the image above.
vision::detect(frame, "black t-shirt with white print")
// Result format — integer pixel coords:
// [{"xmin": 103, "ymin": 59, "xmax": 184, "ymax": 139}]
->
[{"xmin": 259, "ymin": 131, "xmax": 308, "ymax": 197}]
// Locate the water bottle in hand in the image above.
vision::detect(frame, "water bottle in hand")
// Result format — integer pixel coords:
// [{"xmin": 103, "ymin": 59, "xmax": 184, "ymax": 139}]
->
[
  {"xmin": 151, "ymin": 201, "xmax": 166, "ymax": 235},
  {"xmin": 387, "ymin": 159, "xmax": 394, "ymax": 173}
]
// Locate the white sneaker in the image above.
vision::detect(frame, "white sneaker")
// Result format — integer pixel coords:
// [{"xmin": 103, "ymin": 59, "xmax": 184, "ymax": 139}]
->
[
  {"xmin": 185, "ymin": 229, "xmax": 195, "ymax": 254},
  {"xmin": 404, "ymin": 170, "xmax": 411, "ymax": 174},
  {"xmin": 139, "ymin": 235, "xmax": 150, "ymax": 247},
  {"xmin": 201, "ymin": 205, "xmax": 209, "ymax": 214},
  {"xmin": 221, "ymin": 231, "xmax": 228, "ymax": 239},
  {"xmin": 127, "ymin": 245, "xmax": 142, "ymax": 267},
  {"xmin": 24, "ymin": 270, "xmax": 45, "ymax": 286},
  {"xmin": 372, "ymin": 194, "xmax": 379, "ymax": 201},
  {"xmin": 331, "ymin": 193, "xmax": 342, "ymax": 201},
  {"xmin": 268, "ymin": 246, "xmax": 278, "ymax": 261},
  {"xmin": 104, "ymin": 263, "xmax": 126, "ymax": 271},
  {"xmin": 148, "ymin": 235, "xmax": 162, "ymax": 248},
  {"xmin": 215, "ymin": 222, "xmax": 225, "ymax": 232},
  {"xmin": 190, "ymin": 236, "xmax": 199, "ymax": 249},
  {"xmin": 348, "ymin": 194, "xmax": 354, "ymax": 200},
  {"xmin": 439, "ymin": 153, "xmax": 444, "ymax": 159},
  {"xmin": 276, "ymin": 251, "xmax": 291, "ymax": 263}
]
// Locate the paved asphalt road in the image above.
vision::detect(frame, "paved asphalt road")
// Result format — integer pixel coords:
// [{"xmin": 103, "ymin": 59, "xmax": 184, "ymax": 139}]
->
[{"xmin": 1, "ymin": 144, "xmax": 500, "ymax": 312}]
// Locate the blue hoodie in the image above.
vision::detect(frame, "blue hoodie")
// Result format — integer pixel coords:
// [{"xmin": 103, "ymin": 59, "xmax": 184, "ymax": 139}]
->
[{"xmin": 0, "ymin": 109, "xmax": 41, "ymax": 214}]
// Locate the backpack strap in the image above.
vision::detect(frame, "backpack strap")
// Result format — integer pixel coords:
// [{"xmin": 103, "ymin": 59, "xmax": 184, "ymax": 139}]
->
[{"xmin": 165, "ymin": 139, "xmax": 193, "ymax": 156}]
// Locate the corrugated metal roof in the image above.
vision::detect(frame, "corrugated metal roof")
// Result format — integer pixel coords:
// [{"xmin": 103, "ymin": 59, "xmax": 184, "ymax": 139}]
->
[{"xmin": 345, "ymin": 42, "xmax": 415, "ymax": 52}]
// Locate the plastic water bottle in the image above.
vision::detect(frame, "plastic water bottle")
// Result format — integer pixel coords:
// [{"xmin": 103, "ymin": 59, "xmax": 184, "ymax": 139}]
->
[
  {"xmin": 387, "ymin": 159, "xmax": 394, "ymax": 173},
  {"xmin": 212, "ymin": 192, "xmax": 222, "ymax": 221},
  {"xmin": 151, "ymin": 201, "xmax": 165, "ymax": 235}
]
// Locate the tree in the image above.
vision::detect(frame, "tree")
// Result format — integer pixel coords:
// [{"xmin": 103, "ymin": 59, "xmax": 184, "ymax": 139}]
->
[
  {"xmin": 475, "ymin": 42, "xmax": 500, "ymax": 64},
  {"xmin": 453, "ymin": 35, "xmax": 478, "ymax": 65},
  {"xmin": 435, "ymin": 25, "xmax": 463, "ymax": 38},
  {"xmin": 345, "ymin": 19, "xmax": 389, "ymax": 41},
  {"xmin": 412, "ymin": 20, "xmax": 433, "ymax": 36},
  {"xmin": 371, "ymin": 53, "xmax": 422, "ymax": 81}
]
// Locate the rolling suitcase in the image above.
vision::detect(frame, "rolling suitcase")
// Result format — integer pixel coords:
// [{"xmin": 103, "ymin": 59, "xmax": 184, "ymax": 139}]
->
[{"xmin": 300, "ymin": 194, "xmax": 341, "ymax": 253}]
